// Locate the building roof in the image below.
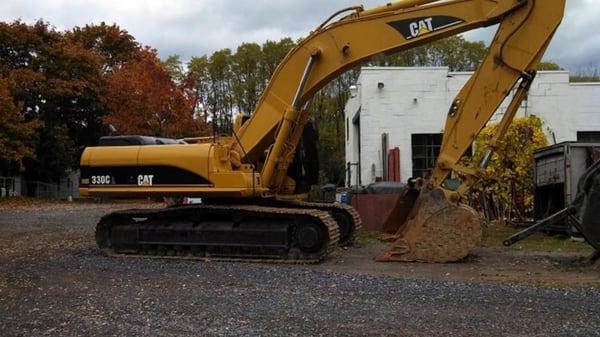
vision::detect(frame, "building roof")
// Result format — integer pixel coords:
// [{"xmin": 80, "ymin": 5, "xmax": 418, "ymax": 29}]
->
[{"xmin": 358, "ymin": 66, "xmax": 600, "ymax": 86}]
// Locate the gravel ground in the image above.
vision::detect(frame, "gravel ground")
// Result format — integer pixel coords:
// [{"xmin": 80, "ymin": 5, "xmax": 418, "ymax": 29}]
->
[{"xmin": 1, "ymin": 203, "xmax": 599, "ymax": 337}]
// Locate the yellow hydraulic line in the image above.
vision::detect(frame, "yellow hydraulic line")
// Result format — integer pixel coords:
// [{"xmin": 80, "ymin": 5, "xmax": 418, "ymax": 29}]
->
[{"xmin": 261, "ymin": 51, "xmax": 321, "ymax": 190}]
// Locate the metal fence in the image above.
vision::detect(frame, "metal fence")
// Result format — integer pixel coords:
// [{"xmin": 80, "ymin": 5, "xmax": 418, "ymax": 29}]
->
[
  {"xmin": 25, "ymin": 181, "xmax": 62, "ymax": 199},
  {"xmin": 0, "ymin": 174, "xmax": 79, "ymax": 199},
  {"xmin": 23, "ymin": 181, "xmax": 76, "ymax": 199}
]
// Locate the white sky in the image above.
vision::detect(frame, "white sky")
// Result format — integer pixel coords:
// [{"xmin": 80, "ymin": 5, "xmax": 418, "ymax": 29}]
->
[{"xmin": 1, "ymin": 0, "xmax": 598, "ymax": 72}]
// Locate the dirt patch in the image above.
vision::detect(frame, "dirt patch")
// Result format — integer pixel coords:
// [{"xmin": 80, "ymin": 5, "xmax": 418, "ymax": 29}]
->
[
  {"xmin": 317, "ymin": 225, "xmax": 599, "ymax": 288},
  {"xmin": 317, "ymin": 243, "xmax": 599, "ymax": 288}
]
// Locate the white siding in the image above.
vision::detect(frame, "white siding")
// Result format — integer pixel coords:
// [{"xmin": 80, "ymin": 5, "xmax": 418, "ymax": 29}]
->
[{"xmin": 344, "ymin": 67, "xmax": 600, "ymax": 186}]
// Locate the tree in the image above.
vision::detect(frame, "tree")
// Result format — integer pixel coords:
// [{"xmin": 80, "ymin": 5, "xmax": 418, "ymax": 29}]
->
[
  {"xmin": 370, "ymin": 35, "xmax": 487, "ymax": 71},
  {"xmin": 65, "ymin": 22, "xmax": 143, "ymax": 150},
  {"xmin": 187, "ymin": 55, "xmax": 210, "ymax": 122},
  {"xmin": 40, "ymin": 37, "xmax": 105, "ymax": 157},
  {"xmin": 103, "ymin": 49, "xmax": 205, "ymax": 138},
  {"xmin": 0, "ymin": 20, "xmax": 214, "ymax": 184},
  {"xmin": 260, "ymin": 38, "xmax": 295, "ymax": 85},
  {"xmin": 570, "ymin": 65, "xmax": 600, "ymax": 83},
  {"xmin": 231, "ymin": 43, "xmax": 263, "ymax": 115},
  {"xmin": 163, "ymin": 54, "xmax": 185, "ymax": 83},
  {"xmin": 25, "ymin": 123, "xmax": 75, "ymax": 182},
  {"xmin": 0, "ymin": 77, "xmax": 39, "ymax": 173},
  {"xmin": 206, "ymin": 49, "xmax": 234, "ymax": 134},
  {"xmin": 67, "ymin": 22, "xmax": 140, "ymax": 72},
  {"xmin": 0, "ymin": 21, "xmax": 60, "ymax": 75},
  {"xmin": 310, "ymin": 69, "xmax": 360, "ymax": 184},
  {"xmin": 537, "ymin": 61, "xmax": 562, "ymax": 71},
  {"xmin": 186, "ymin": 38, "xmax": 297, "ymax": 136},
  {"xmin": 470, "ymin": 116, "xmax": 548, "ymax": 221},
  {"xmin": 0, "ymin": 20, "xmax": 106, "ymax": 181}
]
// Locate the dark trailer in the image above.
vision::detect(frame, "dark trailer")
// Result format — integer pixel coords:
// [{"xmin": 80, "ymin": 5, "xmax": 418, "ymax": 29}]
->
[{"xmin": 534, "ymin": 141, "xmax": 600, "ymax": 233}]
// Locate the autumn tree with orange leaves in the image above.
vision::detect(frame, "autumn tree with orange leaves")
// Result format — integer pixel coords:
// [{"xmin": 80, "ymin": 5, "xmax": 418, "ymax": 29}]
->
[
  {"xmin": 0, "ymin": 20, "xmax": 209, "ymax": 182},
  {"xmin": 0, "ymin": 20, "xmax": 105, "ymax": 180},
  {"xmin": 0, "ymin": 77, "xmax": 39, "ymax": 171},
  {"xmin": 103, "ymin": 49, "xmax": 207, "ymax": 138}
]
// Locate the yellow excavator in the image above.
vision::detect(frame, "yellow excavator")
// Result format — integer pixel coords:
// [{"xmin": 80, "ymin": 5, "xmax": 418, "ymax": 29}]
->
[{"xmin": 80, "ymin": 0, "xmax": 567, "ymax": 263}]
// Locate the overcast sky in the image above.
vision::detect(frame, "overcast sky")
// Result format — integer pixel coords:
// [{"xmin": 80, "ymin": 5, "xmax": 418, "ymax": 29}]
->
[{"xmin": 1, "ymin": 0, "xmax": 598, "ymax": 72}]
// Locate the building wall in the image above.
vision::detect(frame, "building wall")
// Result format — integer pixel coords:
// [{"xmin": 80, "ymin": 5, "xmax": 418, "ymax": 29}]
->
[{"xmin": 344, "ymin": 67, "xmax": 600, "ymax": 186}]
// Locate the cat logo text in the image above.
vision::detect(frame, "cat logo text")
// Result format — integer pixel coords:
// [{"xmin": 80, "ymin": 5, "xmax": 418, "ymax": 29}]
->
[{"xmin": 138, "ymin": 175, "xmax": 155, "ymax": 187}]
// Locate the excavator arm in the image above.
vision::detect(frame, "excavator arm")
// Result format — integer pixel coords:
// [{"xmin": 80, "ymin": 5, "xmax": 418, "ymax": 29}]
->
[
  {"xmin": 433, "ymin": 0, "xmax": 563, "ymax": 191},
  {"xmin": 233, "ymin": 0, "xmax": 565, "ymax": 199}
]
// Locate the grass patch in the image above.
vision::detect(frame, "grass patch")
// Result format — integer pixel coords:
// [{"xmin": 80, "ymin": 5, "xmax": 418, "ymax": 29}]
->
[
  {"xmin": 482, "ymin": 221, "xmax": 594, "ymax": 253},
  {"xmin": 355, "ymin": 230, "xmax": 381, "ymax": 246},
  {"xmin": 355, "ymin": 223, "xmax": 594, "ymax": 253}
]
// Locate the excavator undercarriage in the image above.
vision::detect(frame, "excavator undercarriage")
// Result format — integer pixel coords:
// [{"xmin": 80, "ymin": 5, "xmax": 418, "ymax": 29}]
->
[
  {"xmin": 96, "ymin": 204, "xmax": 342, "ymax": 263},
  {"xmin": 96, "ymin": 200, "xmax": 361, "ymax": 263}
]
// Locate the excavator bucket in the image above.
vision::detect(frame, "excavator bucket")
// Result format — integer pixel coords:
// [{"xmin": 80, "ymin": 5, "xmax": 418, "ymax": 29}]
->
[
  {"xmin": 376, "ymin": 184, "xmax": 482, "ymax": 263},
  {"xmin": 380, "ymin": 184, "xmax": 419, "ymax": 235}
]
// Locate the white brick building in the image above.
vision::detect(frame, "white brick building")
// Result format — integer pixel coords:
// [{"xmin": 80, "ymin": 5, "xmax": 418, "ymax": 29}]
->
[{"xmin": 344, "ymin": 67, "xmax": 600, "ymax": 186}]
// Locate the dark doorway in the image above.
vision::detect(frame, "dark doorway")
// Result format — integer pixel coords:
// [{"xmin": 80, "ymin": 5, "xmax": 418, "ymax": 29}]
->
[{"xmin": 411, "ymin": 133, "xmax": 442, "ymax": 178}]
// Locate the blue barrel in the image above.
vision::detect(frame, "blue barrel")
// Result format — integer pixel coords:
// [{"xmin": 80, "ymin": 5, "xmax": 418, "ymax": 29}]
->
[{"xmin": 340, "ymin": 192, "xmax": 350, "ymax": 205}]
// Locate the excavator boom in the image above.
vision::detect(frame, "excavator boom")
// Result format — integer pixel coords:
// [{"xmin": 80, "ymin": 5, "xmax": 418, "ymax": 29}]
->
[{"xmin": 233, "ymin": 0, "xmax": 564, "ymax": 196}]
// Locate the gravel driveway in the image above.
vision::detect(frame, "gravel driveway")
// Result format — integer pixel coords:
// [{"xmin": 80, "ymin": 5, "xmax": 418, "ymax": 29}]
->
[{"xmin": 0, "ymin": 203, "xmax": 599, "ymax": 337}]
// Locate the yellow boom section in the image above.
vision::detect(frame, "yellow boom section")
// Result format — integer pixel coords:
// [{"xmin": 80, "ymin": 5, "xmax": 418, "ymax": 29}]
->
[
  {"xmin": 233, "ymin": 0, "xmax": 565, "ymax": 194},
  {"xmin": 433, "ymin": 0, "xmax": 564, "ymax": 191}
]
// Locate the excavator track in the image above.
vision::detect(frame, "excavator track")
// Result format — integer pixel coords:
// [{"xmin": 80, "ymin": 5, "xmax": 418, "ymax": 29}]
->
[
  {"xmin": 270, "ymin": 200, "xmax": 362, "ymax": 246},
  {"xmin": 95, "ymin": 204, "xmax": 340, "ymax": 264},
  {"xmin": 204, "ymin": 199, "xmax": 362, "ymax": 246}
]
